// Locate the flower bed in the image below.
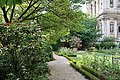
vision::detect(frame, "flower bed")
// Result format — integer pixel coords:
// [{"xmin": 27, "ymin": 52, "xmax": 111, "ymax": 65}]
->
[{"xmin": 76, "ymin": 53, "xmax": 120, "ymax": 80}]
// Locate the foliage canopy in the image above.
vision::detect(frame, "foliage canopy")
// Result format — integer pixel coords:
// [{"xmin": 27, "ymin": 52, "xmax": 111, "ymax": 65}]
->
[{"xmin": 0, "ymin": 0, "xmax": 87, "ymax": 79}]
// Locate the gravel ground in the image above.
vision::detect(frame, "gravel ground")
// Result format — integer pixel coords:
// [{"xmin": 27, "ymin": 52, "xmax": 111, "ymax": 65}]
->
[{"xmin": 48, "ymin": 54, "xmax": 88, "ymax": 80}]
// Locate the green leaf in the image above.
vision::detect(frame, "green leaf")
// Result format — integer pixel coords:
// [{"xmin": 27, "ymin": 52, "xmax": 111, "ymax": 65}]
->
[
  {"xmin": 16, "ymin": 0, "xmax": 23, "ymax": 4},
  {"xmin": 6, "ymin": 0, "xmax": 13, "ymax": 6},
  {"xmin": 1, "ymin": 0, "xmax": 7, "ymax": 7}
]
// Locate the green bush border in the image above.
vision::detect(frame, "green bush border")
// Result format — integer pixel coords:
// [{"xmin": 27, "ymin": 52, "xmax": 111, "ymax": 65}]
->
[
  {"xmin": 81, "ymin": 65, "xmax": 108, "ymax": 80},
  {"xmin": 55, "ymin": 52, "xmax": 76, "ymax": 57},
  {"xmin": 63, "ymin": 55, "xmax": 74, "ymax": 61},
  {"xmin": 70, "ymin": 62, "xmax": 100, "ymax": 80},
  {"xmin": 67, "ymin": 54, "xmax": 77, "ymax": 57}
]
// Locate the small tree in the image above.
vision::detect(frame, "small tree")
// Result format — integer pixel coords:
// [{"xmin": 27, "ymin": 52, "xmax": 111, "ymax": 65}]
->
[{"xmin": 70, "ymin": 36, "xmax": 82, "ymax": 49}]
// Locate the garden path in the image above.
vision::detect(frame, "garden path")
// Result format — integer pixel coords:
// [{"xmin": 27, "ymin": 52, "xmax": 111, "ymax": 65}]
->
[{"xmin": 48, "ymin": 54, "xmax": 87, "ymax": 80}]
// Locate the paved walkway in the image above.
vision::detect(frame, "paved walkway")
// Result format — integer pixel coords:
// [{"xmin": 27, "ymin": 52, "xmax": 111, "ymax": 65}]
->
[{"xmin": 48, "ymin": 54, "xmax": 87, "ymax": 80}]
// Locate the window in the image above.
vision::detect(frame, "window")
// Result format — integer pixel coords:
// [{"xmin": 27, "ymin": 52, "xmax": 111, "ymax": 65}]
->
[
  {"xmin": 118, "ymin": 26, "xmax": 120, "ymax": 32},
  {"xmin": 110, "ymin": 22, "xmax": 114, "ymax": 33},
  {"xmin": 110, "ymin": 0, "xmax": 114, "ymax": 8},
  {"xmin": 91, "ymin": 4, "xmax": 93, "ymax": 16},
  {"xmin": 101, "ymin": 1, "xmax": 102, "ymax": 9},
  {"xmin": 100, "ymin": 23, "xmax": 102, "ymax": 34},
  {"xmin": 117, "ymin": 5, "xmax": 120, "ymax": 8},
  {"xmin": 98, "ymin": 0, "xmax": 100, "ymax": 12},
  {"xmin": 94, "ymin": 1, "xmax": 96, "ymax": 15},
  {"xmin": 117, "ymin": 0, "xmax": 120, "ymax": 8}
]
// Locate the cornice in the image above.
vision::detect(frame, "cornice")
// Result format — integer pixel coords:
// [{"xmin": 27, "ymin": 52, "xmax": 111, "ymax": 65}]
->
[{"xmin": 114, "ymin": 18, "xmax": 118, "ymax": 20}]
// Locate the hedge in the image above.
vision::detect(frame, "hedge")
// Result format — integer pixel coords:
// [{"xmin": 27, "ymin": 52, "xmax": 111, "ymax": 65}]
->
[
  {"xmin": 70, "ymin": 62, "xmax": 100, "ymax": 80},
  {"xmin": 67, "ymin": 54, "xmax": 77, "ymax": 57},
  {"xmin": 81, "ymin": 65, "xmax": 108, "ymax": 80}
]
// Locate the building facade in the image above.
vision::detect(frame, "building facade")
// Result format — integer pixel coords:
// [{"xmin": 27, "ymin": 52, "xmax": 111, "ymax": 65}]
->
[{"xmin": 86, "ymin": 0, "xmax": 120, "ymax": 41}]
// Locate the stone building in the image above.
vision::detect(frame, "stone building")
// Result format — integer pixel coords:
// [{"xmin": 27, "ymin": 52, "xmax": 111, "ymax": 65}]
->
[{"xmin": 86, "ymin": 0, "xmax": 120, "ymax": 41}]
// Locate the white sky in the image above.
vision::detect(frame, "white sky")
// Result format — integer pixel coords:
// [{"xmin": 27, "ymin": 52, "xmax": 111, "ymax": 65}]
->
[{"xmin": 81, "ymin": 4, "xmax": 86, "ymax": 13}]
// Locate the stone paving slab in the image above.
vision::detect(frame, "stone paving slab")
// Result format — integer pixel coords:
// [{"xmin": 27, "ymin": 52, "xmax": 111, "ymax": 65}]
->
[{"xmin": 48, "ymin": 54, "xmax": 88, "ymax": 80}]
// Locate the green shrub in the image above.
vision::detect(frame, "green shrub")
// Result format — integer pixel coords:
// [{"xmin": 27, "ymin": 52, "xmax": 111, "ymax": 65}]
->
[
  {"xmin": 102, "ymin": 37, "xmax": 115, "ymax": 42},
  {"xmin": 63, "ymin": 55, "xmax": 75, "ymax": 62},
  {"xmin": 0, "ymin": 24, "xmax": 50, "ymax": 80},
  {"xmin": 51, "ymin": 39, "xmax": 62, "ymax": 51},
  {"xmin": 97, "ymin": 48, "xmax": 120, "ymax": 55},
  {"xmin": 100, "ymin": 42, "xmax": 115, "ymax": 49},
  {"xmin": 96, "ymin": 37, "xmax": 116, "ymax": 49},
  {"xmin": 58, "ymin": 47, "xmax": 74, "ymax": 55},
  {"xmin": 95, "ymin": 43, "xmax": 101, "ymax": 49},
  {"xmin": 88, "ymin": 47, "xmax": 97, "ymax": 52}
]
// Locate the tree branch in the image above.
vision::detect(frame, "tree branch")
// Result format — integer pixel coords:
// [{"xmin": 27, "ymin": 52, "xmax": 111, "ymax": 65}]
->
[
  {"xmin": 1, "ymin": 7, "xmax": 9, "ymax": 23},
  {"xmin": 20, "ymin": 15, "xmax": 42, "ymax": 22},
  {"xmin": 19, "ymin": 5, "xmax": 24, "ymax": 11},
  {"xmin": 18, "ymin": 0, "xmax": 33, "ymax": 20},
  {"xmin": 10, "ymin": 5, "xmax": 16, "ymax": 22},
  {"xmin": 18, "ymin": 0, "xmax": 39, "ymax": 20},
  {"xmin": 7, "ymin": 7, "xmax": 10, "ymax": 12},
  {"xmin": 23, "ymin": 3, "xmax": 41, "ymax": 19}
]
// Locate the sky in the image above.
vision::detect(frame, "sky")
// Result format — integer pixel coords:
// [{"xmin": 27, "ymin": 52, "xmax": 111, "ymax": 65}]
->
[
  {"xmin": 81, "ymin": 4, "xmax": 86, "ymax": 13},
  {"xmin": 72, "ymin": 3, "xmax": 87, "ymax": 13}
]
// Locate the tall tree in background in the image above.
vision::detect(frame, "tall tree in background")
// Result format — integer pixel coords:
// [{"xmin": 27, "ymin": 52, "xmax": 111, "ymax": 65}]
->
[{"xmin": 71, "ymin": 17, "xmax": 101, "ymax": 49}]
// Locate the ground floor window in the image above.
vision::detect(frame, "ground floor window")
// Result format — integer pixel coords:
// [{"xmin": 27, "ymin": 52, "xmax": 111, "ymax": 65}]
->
[
  {"xmin": 110, "ymin": 23, "xmax": 114, "ymax": 33},
  {"xmin": 110, "ymin": 0, "xmax": 114, "ymax": 8},
  {"xmin": 118, "ymin": 26, "xmax": 120, "ymax": 32}
]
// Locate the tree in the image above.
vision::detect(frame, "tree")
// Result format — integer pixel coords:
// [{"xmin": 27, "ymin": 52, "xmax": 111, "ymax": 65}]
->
[
  {"xmin": 0, "ymin": 0, "xmax": 88, "ymax": 25},
  {"xmin": 70, "ymin": 17, "xmax": 101, "ymax": 49}
]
